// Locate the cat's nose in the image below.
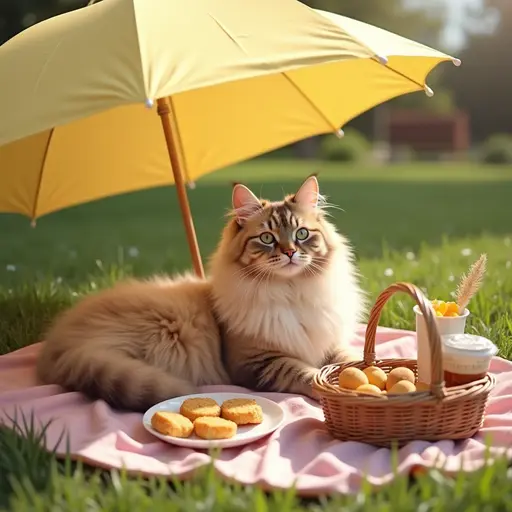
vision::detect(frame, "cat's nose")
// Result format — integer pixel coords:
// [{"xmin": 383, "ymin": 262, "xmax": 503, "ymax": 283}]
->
[{"xmin": 283, "ymin": 248, "xmax": 296, "ymax": 259}]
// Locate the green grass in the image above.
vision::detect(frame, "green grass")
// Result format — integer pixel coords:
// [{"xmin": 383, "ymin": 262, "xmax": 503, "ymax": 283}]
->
[{"xmin": 1, "ymin": 160, "xmax": 512, "ymax": 510}]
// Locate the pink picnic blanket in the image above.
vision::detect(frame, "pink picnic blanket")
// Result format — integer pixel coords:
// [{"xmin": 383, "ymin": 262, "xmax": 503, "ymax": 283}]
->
[{"xmin": 1, "ymin": 325, "xmax": 511, "ymax": 496}]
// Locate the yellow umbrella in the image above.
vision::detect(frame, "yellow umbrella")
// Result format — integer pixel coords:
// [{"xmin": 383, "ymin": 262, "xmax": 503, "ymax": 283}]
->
[{"xmin": 0, "ymin": 0, "xmax": 459, "ymax": 277}]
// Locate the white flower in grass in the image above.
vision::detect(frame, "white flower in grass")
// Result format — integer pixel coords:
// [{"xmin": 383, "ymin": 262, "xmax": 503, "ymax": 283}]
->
[
  {"xmin": 505, "ymin": 237, "xmax": 511, "ymax": 247},
  {"xmin": 71, "ymin": 291, "xmax": 78, "ymax": 297},
  {"xmin": 448, "ymin": 274, "xmax": 455, "ymax": 282},
  {"xmin": 384, "ymin": 268, "xmax": 394, "ymax": 277},
  {"xmin": 6, "ymin": 264, "xmax": 16, "ymax": 272},
  {"xmin": 90, "ymin": 281, "xmax": 97, "ymax": 290},
  {"xmin": 449, "ymin": 291, "xmax": 456, "ymax": 298},
  {"xmin": 461, "ymin": 248, "xmax": 472, "ymax": 257},
  {"xmin": 405, "ymin": 251, "xmax": 415, "ymax": 261},
  {"xmin": 506, "ymin": 261, "xmax": 511, "ymax": 269},
  {"xmin": 56, "ymin": 276, "xmax": 63, "ymax": 284},
  {"xmin": 95, "ymin": 259, "xmax": 104, "ymax": 270},
  {"xmin": 128, "ymin": 246, "xmax": 139, "ymax": 258}
]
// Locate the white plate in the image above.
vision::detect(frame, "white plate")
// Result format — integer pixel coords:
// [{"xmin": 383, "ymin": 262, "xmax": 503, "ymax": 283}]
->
[{"xmin": 142, "ymin": 392, "xmax": 285, "ymax": 449}]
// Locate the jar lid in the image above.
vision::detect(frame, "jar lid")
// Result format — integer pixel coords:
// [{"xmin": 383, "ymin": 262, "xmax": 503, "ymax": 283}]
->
[{"xmin": 442, "ymin": 333, "xmax": 498, "ymax": 357}]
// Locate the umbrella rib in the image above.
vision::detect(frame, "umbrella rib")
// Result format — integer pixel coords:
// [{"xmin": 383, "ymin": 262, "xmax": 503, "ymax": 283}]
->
[
  {"xmin": 377, "ymin": 58, "xmax": 440, "ymax": 94},
  {"xmin": 281, "ymin": 73, "xmax": 339, "ymax": 134},
  {"xmin": 31, "ymin": 128, "xmax": 54, "ymax": 226}
]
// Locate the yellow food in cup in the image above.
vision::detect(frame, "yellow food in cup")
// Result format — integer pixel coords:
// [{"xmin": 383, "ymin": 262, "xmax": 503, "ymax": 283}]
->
[
  {"xmin": 355, "ymin": 384, "xmax": 382, "ymax": 396},
  {"xmin": 338, "ymin": 367, "xmax": 368, "ymax": 390},
  {"xmin": 388, "ymin": 380, "xmax": 417, "ymax": 394},
  {"xmin": 431, "ymin": 300, "xmax": 459, "ymax": 317},
  {"xmin": 386, "ymin": 367, "xmax": 415, "ymax": 391},
  {"xmin": 363, "ymin": 366, "xmax": 387, "ymax": 390}
]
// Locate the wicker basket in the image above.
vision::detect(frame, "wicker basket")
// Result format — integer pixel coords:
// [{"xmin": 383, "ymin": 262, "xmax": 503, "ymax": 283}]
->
[{"xmin": 312, "ymin": 282, "xmax": 496, "ymax": 447}]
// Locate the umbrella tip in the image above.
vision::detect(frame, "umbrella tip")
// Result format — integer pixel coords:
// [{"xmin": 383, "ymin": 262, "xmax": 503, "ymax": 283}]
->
[
  {"xmin": 187, "ymin": 181, "xmax": 196, "ymax": 190},
  {"xmin": 375, "ymin": 54, "xmax": 388, "ymax": 65},
  {"xmin": 424, "ymin": 85, "xmax": 434, "ymax": 98},
  {"xmin": 335, "ymin": 128, "xmax": 345, "ymax": 139},
  {"xmin": 30, "ymin": 219, "xmax": 37, "ymax": 228},
  {"xmin": 452, "ymin": 58, "xmax": 462, "ymax": 67},
  {"xmin": 145, "ymin": 98, "xmax": 154, "ymax": 109}
]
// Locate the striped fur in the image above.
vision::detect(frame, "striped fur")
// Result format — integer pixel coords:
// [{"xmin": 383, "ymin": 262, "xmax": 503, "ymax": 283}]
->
[{"xmin": 211, "ymin": 176, "xmax": 366, "ymax": 398}]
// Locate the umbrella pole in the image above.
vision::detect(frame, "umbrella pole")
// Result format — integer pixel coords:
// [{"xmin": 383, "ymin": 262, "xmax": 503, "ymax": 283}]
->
[{"xmin": 157, "ymin": 97, "xmax": 205, "ymax": 279}]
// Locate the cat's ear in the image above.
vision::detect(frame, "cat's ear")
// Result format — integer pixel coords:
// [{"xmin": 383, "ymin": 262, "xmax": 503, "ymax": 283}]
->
[
  {"xmin": 232, "ymin": 183, "xmax": 262, "ymax": 225},
  {"xmin": 293, "ymin": 174, "xmax": 319, "ymax": 209}
]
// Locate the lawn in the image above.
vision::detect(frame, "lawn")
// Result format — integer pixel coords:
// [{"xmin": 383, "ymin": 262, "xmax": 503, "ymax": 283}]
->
[{"xmin": 1, "ymin": 159, "xmax": 512, "ymax": 510}]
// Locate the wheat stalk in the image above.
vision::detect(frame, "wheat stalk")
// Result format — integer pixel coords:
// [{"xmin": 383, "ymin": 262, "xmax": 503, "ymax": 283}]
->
[{"xmin": 455, "ymin": 253, "xmax": 487, "ymax": 314}]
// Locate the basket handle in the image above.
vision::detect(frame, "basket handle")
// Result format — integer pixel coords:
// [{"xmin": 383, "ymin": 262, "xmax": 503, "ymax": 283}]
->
[{"xmin": 363, "ymin": 282, "xmax": 446, "ymax": 400}]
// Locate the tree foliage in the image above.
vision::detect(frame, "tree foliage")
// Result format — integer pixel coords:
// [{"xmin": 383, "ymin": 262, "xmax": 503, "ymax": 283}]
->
[
  {"xmin": 301, "ymin": 0, "xmax": 446, "ymax": 48},
  {"xmin": 445, "ymin": 0, "xmax": 512, "ymax": 141},
  {"xmin": 0, "ymin": 0, "xmax": 84, "ymax": 45}
]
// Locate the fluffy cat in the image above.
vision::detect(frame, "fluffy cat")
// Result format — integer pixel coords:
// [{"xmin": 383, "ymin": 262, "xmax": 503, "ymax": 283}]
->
[
  {"xmin": 36, "ymin": 175, "xmax": 365, "ymax": 411},
  {"xmin": 211, "ymin": 175, "xmax": 366, "ymax": 397}
]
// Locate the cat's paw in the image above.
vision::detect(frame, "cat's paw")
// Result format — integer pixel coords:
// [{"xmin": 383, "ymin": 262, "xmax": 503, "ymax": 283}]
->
[
  {"xmin": 291, "ymin": 379, "xmax": 319, "ymax": 401},
  {"xmin": 292, "ymin": 369, "xmax": 321, "ymax": 400}
]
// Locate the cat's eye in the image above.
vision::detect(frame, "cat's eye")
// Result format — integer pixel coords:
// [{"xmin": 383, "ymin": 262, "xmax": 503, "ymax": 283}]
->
[
  {"xmin": 259, "ymin": 232, "xmax": 275, "ymax": 244},
  {"xmin": 296, "ymin": 228, "xmax": 309, "ymax": 241}
]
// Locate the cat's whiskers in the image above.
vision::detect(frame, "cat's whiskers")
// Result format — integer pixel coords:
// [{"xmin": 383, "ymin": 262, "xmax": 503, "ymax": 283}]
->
[
  {"xmin": 306, "ymin": 261, "xmax": 324, "ymax": 277},
  {"xmin": 233, "ymin": 259, "xmax": 273, "ymax": 299},
  {"xmin": 234, "ymin": 261, "xmax": 268, "ymax": 281},
  {"xmin": 311, "ymin": 254, "xmax": 330, "ymax": 261},
  {"xmin": 247, "ymin": 263, "xmax": 273, "ymax": 302},
  {"xmin": 310, "ymin": 255, "xmax": 331, "ymax": 267},
  {"xmin": 317, "ymin": 195, "xmax": 344, "ymax": 217}
]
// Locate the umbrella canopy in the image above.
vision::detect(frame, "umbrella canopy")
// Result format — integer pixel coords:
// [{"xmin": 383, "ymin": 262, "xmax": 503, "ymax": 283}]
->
[{"xmin": 0, "ymin": 0, "xmax": 459, "ymax": 276}]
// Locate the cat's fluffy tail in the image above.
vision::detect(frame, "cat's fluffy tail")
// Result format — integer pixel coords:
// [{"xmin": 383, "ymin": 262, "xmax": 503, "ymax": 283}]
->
[{"xmin": 36, "ymin": 348, "xmax": 196, "ymax": 412}]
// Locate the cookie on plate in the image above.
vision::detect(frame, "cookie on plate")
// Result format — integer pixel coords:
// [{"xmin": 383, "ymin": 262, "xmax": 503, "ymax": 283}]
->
[
  {"xmin": 194, "ymin": 417, "xmax": 237, "ymax": 440},
  {"xmin": 151, "ymin": 411, "xmax": 194, "ymax": 438},
  {"xmin": 221, "ymin": 398, "xmax": 263, "ymax": 425},
  {"xmin": 180, "ymin": 397, "xmax": 221, "ymax": 421}
]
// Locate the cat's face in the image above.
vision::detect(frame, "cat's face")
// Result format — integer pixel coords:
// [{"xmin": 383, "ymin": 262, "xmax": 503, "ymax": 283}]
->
[{"xmin": 225, "ymin": 175, "xmax": 335, "ymax": 279}]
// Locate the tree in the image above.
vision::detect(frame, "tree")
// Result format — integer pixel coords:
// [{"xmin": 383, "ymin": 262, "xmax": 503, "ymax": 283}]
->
[
  {"xmin": 0, "ymin": 0, "xmax": 84, "ymax": 45},
  {"xmin": 302, "ymin": 0, "xmax": 446, "ymax": 48},
  {"xmin": 445, "ymin": 0, "xmax": 512, "ymax": 142}
]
